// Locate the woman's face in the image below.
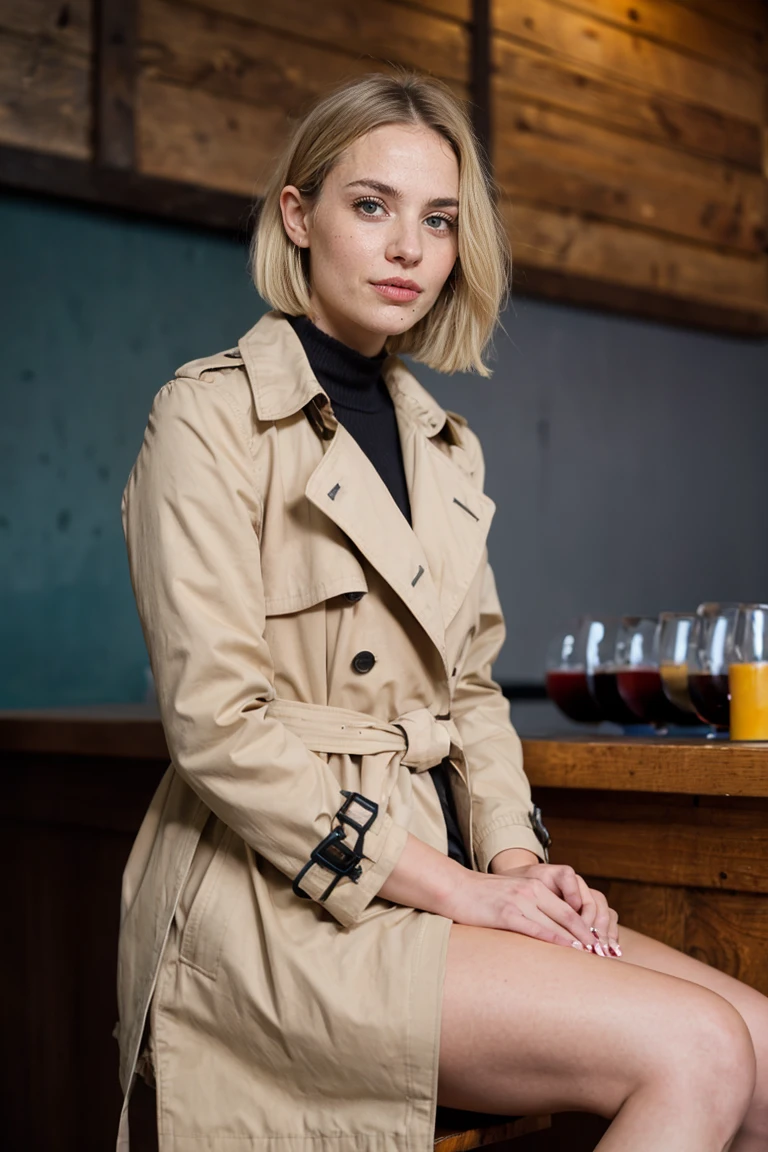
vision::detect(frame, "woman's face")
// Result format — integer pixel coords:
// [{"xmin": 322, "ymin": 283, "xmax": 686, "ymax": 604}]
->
[{"xmin": 280, "ymin": 123, "xmax": 460, "ymax": 356}]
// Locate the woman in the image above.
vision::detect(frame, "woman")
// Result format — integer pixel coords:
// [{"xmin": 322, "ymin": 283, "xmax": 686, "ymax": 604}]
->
[{"xmin": 117, "ymin": 71, "xmax": 768, "ymax": 1151}]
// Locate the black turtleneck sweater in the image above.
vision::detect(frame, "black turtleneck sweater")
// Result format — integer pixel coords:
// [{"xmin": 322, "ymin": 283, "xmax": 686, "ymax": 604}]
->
[
  {"xmin": 287, "ymin": 314, "xmax": 411, "ymax": 523},
  {"xmin": 286, "ymin": 313, "xmax": 470, "ymax": 869}
]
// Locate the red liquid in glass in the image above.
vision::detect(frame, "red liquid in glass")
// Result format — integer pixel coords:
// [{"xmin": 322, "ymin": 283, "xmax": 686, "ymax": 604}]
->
[
  {"xmin": 546, "ymin": 669, "xmax": 602, "ymax": 723},
  {"xmin": 592, "ymin": 670, "xmax": 639, "ymax": 726},
  {"xmin": 688, "ymin": 673, "xmax": 730, "ymax": 730},
  {"xmin": 617, "ymin": 667, "xmax": 700, "ymax": 726},
  {"xmin": 616, "ymin": 668, "xmax": 666, "ymax": 724}
]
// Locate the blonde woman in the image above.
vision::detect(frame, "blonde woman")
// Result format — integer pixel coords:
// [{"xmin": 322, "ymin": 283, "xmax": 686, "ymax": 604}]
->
[{"xmin": 118, "ymin": 71, "xmax": 768, "ymax": 1152}]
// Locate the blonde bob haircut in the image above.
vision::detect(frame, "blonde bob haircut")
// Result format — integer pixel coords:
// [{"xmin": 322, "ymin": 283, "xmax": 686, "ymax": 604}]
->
[{"xmin": 251, "ymin": 69, "xmax": 511, "ymax": 377}]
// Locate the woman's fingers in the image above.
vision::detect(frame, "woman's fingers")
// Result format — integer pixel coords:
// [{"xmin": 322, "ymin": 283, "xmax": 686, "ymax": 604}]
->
[
  {"xmin": 558, "ymin": 874, "xmax": 621, "ymax": 958},
  {"xmin": 582, "ymin": 885, "xmax": 621, "ymax": 956},
  {"xmin": 549, "ymin": 864, "xmax": 584, "ymax": 913},
  {"xmin": 572, "ymin": 874, "xmax": 608, "ymax": 955},
  {"xmin": 505, "ymin": 913, "xmax": 576, "ymax": 949},
  {"xmin": 526, "ymin": 863, "xmax": 583, "ymax": 915},
  {"xmin": 529, "ymin": 885, "xmax": 597, "ymax": 950},
  {"xmin": 590, "ymin": 887, "xmax": 613, "ymax": 941},
  {"xmin": 607, "ymin": 905, "xmax": 621, "ymax": 955},
  {"xmin": 574, "ymin": 873, "xmax": 597, "ymax": 926}
]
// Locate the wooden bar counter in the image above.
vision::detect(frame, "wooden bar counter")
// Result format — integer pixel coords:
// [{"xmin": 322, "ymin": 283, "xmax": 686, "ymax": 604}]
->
[{"xmin": 2, "ymin": 707, "xmax": 767, "ymax": 1151}]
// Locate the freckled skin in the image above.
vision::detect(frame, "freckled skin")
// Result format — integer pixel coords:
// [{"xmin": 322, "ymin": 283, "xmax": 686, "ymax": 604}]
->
[{"xmin": 279, "ymin": 124, "xmax": 459, "ymax": 356}]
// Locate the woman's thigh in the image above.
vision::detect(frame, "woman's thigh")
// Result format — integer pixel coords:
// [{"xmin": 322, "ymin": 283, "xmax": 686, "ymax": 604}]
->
[{"xmin": 437, "ymin": 923, "xmax": 754, "ymax": 1118}]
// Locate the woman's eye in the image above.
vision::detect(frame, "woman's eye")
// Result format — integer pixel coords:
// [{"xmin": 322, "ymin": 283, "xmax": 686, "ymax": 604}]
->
[
  {"xmin": 426, "ymin": 215, "xmax": 455, "ymax": 232},
  {"xmin": 354, "ymin": 198, "xmax": 384, "ymax": 216}
]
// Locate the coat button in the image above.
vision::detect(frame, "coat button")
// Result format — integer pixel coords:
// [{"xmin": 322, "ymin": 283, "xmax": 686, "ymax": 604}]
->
[
  {"xmin": 352, "ymin": 650, "xmax": 376, "ymax": 674},
  {"xmin": 344, "ymin": 591, "xmax": 364, "ymax": 602}
]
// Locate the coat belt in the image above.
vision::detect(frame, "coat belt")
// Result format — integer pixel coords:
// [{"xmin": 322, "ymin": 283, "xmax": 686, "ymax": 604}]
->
[{"xmin": 265, "ymin": 698, "xmax": 462, "ymax": 773}]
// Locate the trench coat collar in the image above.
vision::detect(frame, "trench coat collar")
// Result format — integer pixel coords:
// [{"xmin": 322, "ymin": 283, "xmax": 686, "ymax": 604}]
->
[
  {"xmin": 238, "ymin": 310, "xmax": 447, "ymax": 438},
  {"xmin": 239, "ymin": 311, "xmax": 495, "ymax": 671}
]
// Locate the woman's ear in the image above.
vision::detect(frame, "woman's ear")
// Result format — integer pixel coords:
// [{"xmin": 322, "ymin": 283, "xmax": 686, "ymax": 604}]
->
[{"xmin": 279, "ymin": 186, "xmax": 310, "ymax": 249}]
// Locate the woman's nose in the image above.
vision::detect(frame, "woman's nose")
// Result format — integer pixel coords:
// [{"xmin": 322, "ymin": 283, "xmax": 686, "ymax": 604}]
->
[{"xmin": 386, "ymin": 218, "xmax": 422, "ymax": 266}]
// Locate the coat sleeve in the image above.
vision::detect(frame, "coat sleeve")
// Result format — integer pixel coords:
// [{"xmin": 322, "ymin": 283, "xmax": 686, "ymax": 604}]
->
[
  {"xmin": 121, "ymin": 375, "xmax": 409, "ymax": 928},
  {"xmin": 447, "ymin": 423, "xmax": 546, "ymax": 870}
]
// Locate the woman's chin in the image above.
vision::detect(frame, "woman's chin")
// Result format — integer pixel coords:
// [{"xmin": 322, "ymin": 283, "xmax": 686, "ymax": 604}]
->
[{"xmin": 367, "ymin": 306, "xmax": 423, "ymax": 336}]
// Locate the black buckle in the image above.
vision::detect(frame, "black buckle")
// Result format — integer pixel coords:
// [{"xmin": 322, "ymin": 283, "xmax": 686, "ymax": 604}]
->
[
  {"xmin": 292, "ymin": 791, "xmax": 379, "ymax": 902},
  {"xmin": 531, "ymin": 805, "xmax": 551, "ymax": 862},
  {"xmin": 311, "ymin": 825, "xmax": 363, "ymax": 878},
  {"xmin": 336, "ymin": 790, "xmax": 378, "ymax": 845}
]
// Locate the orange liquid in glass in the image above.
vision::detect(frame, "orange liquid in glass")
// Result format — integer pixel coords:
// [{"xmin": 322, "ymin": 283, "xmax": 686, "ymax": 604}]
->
[
  {"xmin": 729, "ymin": 663, "xmax": 768, "ymax": 741},
  {"xmin": 659, "ymin": 663, "xmax": 696, "ymax": 716}
]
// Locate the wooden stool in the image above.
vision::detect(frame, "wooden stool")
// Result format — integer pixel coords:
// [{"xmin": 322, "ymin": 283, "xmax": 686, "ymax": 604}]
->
[{"xmin": 434, "ymin": 1107, "xmax": 551, "ymax": 1151}]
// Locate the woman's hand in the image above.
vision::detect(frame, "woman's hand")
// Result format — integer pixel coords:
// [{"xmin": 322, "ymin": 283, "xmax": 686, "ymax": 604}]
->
[
  {"xmin": 490, "ymin": 860, "xmax": 621, "ymax": 957},
  {"xmin": 377, "ymin": 834, "xmax": 619, "ymax": 955},
  {"xmin": 440, "ymin": 865, "xmax": 606, "ymax": 952}
]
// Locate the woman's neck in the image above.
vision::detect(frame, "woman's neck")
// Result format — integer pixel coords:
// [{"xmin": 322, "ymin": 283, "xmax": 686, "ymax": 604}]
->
[
  {"xmin": 286, "ymin": 314, "xmax": 388, "ymax": 413},
  {"xmin": 303, "ymin": 302, "xmax": 387, "ymax": 357}
]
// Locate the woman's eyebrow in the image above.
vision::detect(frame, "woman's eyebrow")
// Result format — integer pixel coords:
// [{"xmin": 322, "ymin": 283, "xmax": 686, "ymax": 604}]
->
[{"xmin": 344, "ymin": 178, "xmax": 458, "ymax": 209}]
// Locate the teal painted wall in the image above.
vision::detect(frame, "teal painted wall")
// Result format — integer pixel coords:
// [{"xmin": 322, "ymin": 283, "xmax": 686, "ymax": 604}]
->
[
  {"xmin": 0, "ymin": 193, "xmax": 266, "ymax": 707},
  {"xmin": 2, "ymin": 192, "xmax": 767, "ymax": 708}
]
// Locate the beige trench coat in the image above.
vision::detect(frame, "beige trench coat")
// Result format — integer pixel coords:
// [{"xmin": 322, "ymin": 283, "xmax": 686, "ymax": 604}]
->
[{"xmin": 117, "ymin": 311, "xmax": 546, "ymax": 1152}]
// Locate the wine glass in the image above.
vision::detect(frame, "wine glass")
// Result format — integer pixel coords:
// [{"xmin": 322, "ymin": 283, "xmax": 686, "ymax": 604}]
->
[
  {"xmin": 687, "ymin": 604, "xmax": 737, "ymax": 734},
  {"xmin": 614, "ymin": 615, "xmax": 671, "ymax": 730},
  {"xmin": 590, "ymin": 616, "xmax": 643, "ymax": 728},
  {"xmin": 658, "ymin": 612, "xmax": 706, "ymax": 728},
  {"xmin": 545, "ymin": 616, "xmax": 603, "ymax": 724}
]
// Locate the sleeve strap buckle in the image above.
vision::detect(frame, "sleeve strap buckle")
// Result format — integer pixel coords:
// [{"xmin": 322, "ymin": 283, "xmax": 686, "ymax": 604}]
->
[
  {"xmin": 292, "ymin": 791, "xmax": 379, "ymax": 903},
  {"xmin": 531, "ymin": 804, "xmax": 551, "ymax": 863}
]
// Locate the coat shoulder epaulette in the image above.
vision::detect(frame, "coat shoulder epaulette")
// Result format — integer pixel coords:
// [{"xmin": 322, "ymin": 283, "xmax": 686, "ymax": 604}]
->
[{"xmin": 174, "ymin": 347, "xmax": 244, "ymax": 383}]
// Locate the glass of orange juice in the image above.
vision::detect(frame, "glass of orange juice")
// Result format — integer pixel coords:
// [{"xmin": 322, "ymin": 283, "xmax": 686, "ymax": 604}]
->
[{"xmin": 729, "ymin": 605, "xmax": 768, "ymax": 741}]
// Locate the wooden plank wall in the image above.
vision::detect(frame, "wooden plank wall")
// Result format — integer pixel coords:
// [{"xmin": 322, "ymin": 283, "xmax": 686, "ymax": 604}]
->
[
  {"xmin": 1, "ymin": 0, "xmax": 767, "ymax": 334},
  {"xmin": 492, "ymin": 0, "xmax": 768, "ymax": 331},
  {"xmin": 0, "ymin": 0, "xmax": 92, "ymax": 159},
  {"xmin": 136, "ymin": 0, "xmax": 470, "ymax": 196}
]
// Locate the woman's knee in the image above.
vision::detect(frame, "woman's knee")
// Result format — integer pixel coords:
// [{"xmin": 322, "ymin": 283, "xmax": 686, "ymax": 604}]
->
[{"xmin": 652, "ymin": 989, "xmax": 756, "ymax": 1126}]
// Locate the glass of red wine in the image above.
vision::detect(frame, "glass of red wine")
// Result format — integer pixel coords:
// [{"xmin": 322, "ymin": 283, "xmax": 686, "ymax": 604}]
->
[
  {"xmin": 545, "ymin": 617, "xmax": 604, "ymax": 724},
  {"xmin": 687, "ymin": 603, "xmax": 738, "ymax": 735},
  {"xmin": 613, "ymin": 615, "xmax": 675, "ymax": 731},
  {"xmin": 590, "ymin": 616, "xmax": 646, "ymax": 729}
]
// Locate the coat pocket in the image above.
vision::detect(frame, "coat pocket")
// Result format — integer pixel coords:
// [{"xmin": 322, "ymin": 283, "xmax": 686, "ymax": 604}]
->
[{"xmin": 178, "ymin": 823, "xmax": 237, "ymax": 979}]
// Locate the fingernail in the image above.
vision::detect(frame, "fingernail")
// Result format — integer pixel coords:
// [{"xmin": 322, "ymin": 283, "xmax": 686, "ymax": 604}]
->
[
  {"xmin": 571, "ymin": 940, "xmax": 584, "ymax": 950},
  {"xmin": 613, "ymin": 943, "xmax": 622, "ymax": 957},
  {"xmin": 593, "ymin": 942, "xmax": 606, "ymax": 957}
]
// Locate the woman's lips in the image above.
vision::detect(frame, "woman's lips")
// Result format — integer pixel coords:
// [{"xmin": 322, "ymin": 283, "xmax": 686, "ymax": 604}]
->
[{"xmin": 372, "ymin": 283, "xmax": 421, "ymax": 303}]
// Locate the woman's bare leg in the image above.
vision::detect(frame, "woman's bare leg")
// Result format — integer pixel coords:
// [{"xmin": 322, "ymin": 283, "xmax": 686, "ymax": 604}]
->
[
  {"xmin": 611, "ymin": 925, "xmax": 768, "ymax": 1151},
  {"xmin": 438, "ymin": 924, "xmax": 756, "ymax": 1151}
]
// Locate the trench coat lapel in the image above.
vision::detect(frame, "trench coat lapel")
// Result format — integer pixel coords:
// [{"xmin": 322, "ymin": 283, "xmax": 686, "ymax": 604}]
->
[
  {"xmin": 304, "ymin": 388, "xmax": 496, "ymax": 676},
  {"xmin": 396, "ymin": 412, "xmax": 496, "ymax": 632},
  {"xmin": 304, "ymin": 422, "xmax": 450, "ymax": 671}
]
